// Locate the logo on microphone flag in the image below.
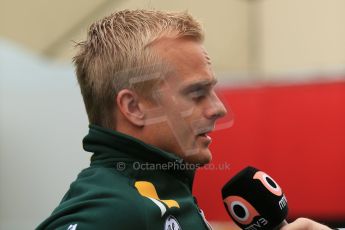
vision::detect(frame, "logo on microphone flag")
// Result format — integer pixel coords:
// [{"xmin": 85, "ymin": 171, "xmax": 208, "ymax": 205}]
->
[{"xmin": 223, "ymin": 196, "xmax": 260, "ymax": 225}]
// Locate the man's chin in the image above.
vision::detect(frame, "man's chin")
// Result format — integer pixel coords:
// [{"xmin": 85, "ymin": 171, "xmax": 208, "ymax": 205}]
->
[{"xmin": 182, "ymin": 149, "xmax": 212, "ymax": 165}]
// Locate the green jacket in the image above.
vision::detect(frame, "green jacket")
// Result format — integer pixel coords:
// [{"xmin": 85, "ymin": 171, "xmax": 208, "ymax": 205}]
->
[{"xmin": 37, "ymin": 125, "xmax": 212, "ymax": 230}]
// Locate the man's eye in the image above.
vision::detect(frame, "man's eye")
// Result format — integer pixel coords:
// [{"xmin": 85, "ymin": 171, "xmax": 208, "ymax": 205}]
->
[{"xmin": 189, "ymin": 89, "xmax": 207, "ymax": 100}]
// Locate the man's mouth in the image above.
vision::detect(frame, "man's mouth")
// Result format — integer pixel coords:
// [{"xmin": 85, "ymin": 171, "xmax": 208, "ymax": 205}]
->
[
  {"xmin": 197, "ymin": 132, "xmax": 210, "ymax": 138},
  {"xmin": 195, "ymin": 126, "xmax": 214, "ymax": 141}
]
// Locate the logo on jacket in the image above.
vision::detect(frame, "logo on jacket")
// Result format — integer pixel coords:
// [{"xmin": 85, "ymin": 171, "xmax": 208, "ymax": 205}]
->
[
  {"xmin": 135, "ymin": 181, "xmax": 180, "ymax": 217},
  {"xmin": 67, "ymin": 224, "xmax": 77, "ymax": 230},
  {"xmin": 164, "ymin": 215, "xmax": 181, "ymax": 230}
]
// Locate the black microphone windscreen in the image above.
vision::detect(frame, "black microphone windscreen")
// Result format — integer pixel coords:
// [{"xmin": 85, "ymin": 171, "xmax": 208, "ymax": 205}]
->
[{"xmin": 222, "ymin": 166, "xmax": 288, "ymax": 229}]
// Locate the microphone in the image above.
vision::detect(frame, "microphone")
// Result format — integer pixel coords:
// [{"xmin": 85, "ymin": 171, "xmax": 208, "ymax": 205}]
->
[{"xmin": 222, "ymin": 166, "xmax": 288, "ymax": 230}]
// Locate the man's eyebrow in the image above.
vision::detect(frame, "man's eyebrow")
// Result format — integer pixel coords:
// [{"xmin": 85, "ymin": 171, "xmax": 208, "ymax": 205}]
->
[{"xmin": 180, "ymin": 78, "xmax": 218, "ymax": 94}]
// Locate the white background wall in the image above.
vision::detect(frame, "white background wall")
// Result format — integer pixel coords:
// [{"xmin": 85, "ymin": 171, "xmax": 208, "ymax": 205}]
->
[{"xmin": 0, "ymin": 40, "xmax": 89, "ymax": 229}]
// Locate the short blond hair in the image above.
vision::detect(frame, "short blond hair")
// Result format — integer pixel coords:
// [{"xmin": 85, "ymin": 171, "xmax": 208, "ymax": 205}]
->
[{"xmin": 73, "ymin": 9, "xmax": 204, "ymax": 128}]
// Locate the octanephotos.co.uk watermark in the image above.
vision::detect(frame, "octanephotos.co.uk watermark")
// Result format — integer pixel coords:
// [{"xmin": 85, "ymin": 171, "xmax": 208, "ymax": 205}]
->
[{"xmin": 115, "ymin": 161, "xmax": 231, "ymax": 171}]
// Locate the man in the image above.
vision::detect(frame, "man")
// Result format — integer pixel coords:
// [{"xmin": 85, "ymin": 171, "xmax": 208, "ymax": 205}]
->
[{"xmin": 37, "ymin": 10, "xmax": 331, "ymax": 230}]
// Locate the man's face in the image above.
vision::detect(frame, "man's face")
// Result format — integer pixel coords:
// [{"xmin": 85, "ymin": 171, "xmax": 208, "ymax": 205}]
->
[{"xmin": 142, "ymin": 37, "xmax": 227, "ymax": 165}]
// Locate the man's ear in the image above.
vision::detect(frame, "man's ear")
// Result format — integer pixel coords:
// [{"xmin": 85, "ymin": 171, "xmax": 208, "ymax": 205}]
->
[{"xmin": 116, "ymin": 89, "xmax": 145, "ymax": 127}]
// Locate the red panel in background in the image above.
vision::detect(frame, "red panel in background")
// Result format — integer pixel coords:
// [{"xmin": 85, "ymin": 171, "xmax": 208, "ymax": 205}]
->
[{"xmin": 193, "ymin": 80, "xmax": 345, "ymax": 222}]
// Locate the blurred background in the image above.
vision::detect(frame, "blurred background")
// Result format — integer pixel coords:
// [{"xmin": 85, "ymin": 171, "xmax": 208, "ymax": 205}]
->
[{"xmin": 1, "ymin": 0, "xmax": 344, "ymax": 229}]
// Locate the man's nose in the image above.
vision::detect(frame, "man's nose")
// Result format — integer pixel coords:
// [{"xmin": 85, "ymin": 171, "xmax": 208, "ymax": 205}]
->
[{"xmin": 205, "ymin": 92, "xmax": 227, "ymax": 120}]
